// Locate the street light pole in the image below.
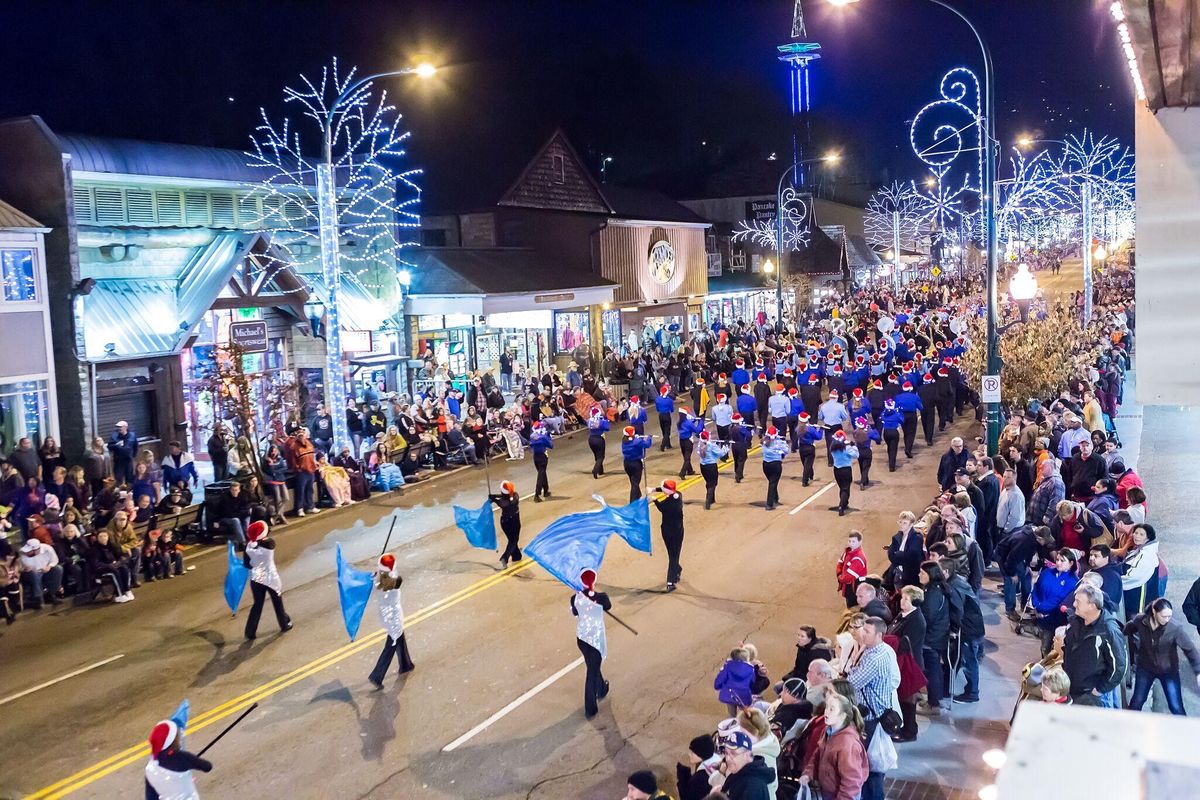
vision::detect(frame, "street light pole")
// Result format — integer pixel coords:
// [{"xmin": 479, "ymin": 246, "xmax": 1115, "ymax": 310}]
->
[
  {"xmin": 317, "ymin": 65, "xmax": 432, "ymax": 451},
  {"xmin": 773, "ymin": 153, "xmax": 840, "ymax": 328},
  {"xmin": 1082, "ymin": 181, "xmax": 1093, "ymax": 324}
]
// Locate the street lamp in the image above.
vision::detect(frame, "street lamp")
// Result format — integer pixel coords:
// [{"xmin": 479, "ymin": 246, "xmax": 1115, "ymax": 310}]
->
[
  {"xmin": 316, "ymin": 62, "xmax": 435, "ymax": 450},
  {"xmin": 772, "ymin": 151, "xmax": 841, "ymax": 328},
  {"xmin": 830, "ymin": 0, "xmax": 1000, "ymax": 452},
  {"xmin": 763, "ymin": 258, "xmax": 775, "ymax": 274},
  {"xmin": 1008, "ymin": 261, "xmax": 1038, "ymax": 322}
]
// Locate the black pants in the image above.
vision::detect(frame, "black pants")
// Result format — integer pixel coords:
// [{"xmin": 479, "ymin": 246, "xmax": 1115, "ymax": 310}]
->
[
  {"xmin": 624, "ymin": 459, "xmax": 643, "ymax": 502},
  {"xmin": 824, "ymin": 426, "xmax": 838, "ymax": 465},
  {"xmin": 901, "ymin": 412, "xmax": 918, "ymax": 457},
  {"xmin": 662, "ymin": 527, "xmax": 683, "ymax": 584},
  {"xmin": 369, "ymin": 632, "xmax": 414, "ymax": 684},
  {"xmin": 658, "ymin": 413, "xmax": 673, "ymax": 449},
  {"xmin": 578, "ymin": 638, "xmax": 607, "ymax": 716},
  {"xmin": 245, "ymin": 582, "xmax": 290, "ymax": 639},
  {"xmin": 716, "ymin": 424, "xmax": 731, "ymax": 442},
  {"xmin": 799, "ymin": 445, "xmax": 816, "ymax": 485},
  {"xmin": 883, "ymin": 428, "xmax": 900, "ymax": 470},
  {"xmin": 937, "ymin": 398, "xmax": 954, "ymax": 430},
  {"xmin": 757, "ymin": 407, "xmax": 769, "ymax": 436},
  {"xmin": 588, "ymin": 435, "xmax": 606, "ymax": 477},
  {"xmin": 920, "ymin": 408, "xmax": 936, "ymax": 445},
  {"xmin": 732, "ymin": 446, "xmax": 748, "ymax": 482},
  {"xmin": 787, "ymin": 416, "xmax": 800, "ymax": 451},
  {"xmin": 700, "ymin": 462, "xmax": 719, "ymax": 507},
  {"xmin": 858, "ymin": 449, "xmax": 873, "ymax": 488},
  {"xmin": 763, "ymin": 460, "xmax": 783, "ymax": 509},
  {"xmin": 834, "ymin": 465, "xmax": 853, "ymax": 512},
  {"xmin": 534, "ymin": 452, "xmax": 550, "ymax": 498},
  {"xmin": 772, "ymin": 416, "xmax": 788, "ymax": 442},
  {"xmin": 678, "ymin": 438, "xmax": 695, "ymax": 478},
  {"xmin": 500, "ymin": 516, "xmax": 522, "ymax": 564}
]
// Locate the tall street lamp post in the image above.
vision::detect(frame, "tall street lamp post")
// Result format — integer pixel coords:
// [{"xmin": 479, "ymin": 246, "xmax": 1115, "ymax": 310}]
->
[
  {"xmin": 830, "ymin": 0, "xmax": 999, "ymax": 451},
  {"xmin": 317, "ymin": 63, "xmax": 435, "ymax": 450},
  {"xmin": 772, "ymin": 152, "xmax": 840, "ymax": 327}
]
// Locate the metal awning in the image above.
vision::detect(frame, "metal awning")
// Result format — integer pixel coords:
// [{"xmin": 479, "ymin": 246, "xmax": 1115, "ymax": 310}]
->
[
  {"xmin": 301, "ymin": 271, "xmax": 396, "ymax": 332},
  {"xmin": 349, "ymin": 353, "xmax": 407, "ymax": 369}
]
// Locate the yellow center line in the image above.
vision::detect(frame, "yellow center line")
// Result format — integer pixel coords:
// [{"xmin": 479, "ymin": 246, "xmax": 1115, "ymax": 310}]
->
[{"xmin": 31, "ymin": 442, "xmax": 766, "ymax": 798}]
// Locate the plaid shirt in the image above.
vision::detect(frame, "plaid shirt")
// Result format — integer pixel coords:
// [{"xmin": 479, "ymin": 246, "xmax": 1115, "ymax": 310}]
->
[
  {"xmin": 848, "ymin": 642, "xmax": 900, "ymax": 719},
  {"xmin": 1029, "ymin": 474, "xmax": 1065, "ymax": 526}
]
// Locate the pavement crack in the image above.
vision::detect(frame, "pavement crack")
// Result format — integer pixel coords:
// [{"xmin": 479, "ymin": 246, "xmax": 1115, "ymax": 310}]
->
[{"xmin": 355, "ymin": 762, "xmax": 412, "ymax": 799}]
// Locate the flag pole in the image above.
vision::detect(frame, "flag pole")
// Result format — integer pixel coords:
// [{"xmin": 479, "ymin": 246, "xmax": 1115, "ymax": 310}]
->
[
  {"xmin": 483, "ymin": 444, "xmax": 493, "ymax": 495},
  {"xmin": 379, "ymin": 513, "xmax": 398, "ymax": 557},
  {"xmin": 196, "ymin": 702, "xmax": 258, "ymax": 757},
  {"xmin": 605, "ymin": 609, "xmax": 639, "ymax": 636}
]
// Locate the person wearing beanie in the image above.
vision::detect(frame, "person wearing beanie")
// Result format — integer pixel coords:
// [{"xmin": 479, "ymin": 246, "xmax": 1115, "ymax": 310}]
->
[
  {"xmin": 627, "ymin": 395, "xmax": 648, "ymax": 436},
  {"xmin": 528, "ymin": 421, "xmax": 554, "ymax": 502},
  {"xmin": 144, "ymin": 718, "xmax": 212, "ymax": 800},
  {"xmin": 487, "ymin": 481, "xmax": 523, "ymax": 568},
  {"xmin": 655, "ymin": 385, "xmax": 675, "ymax": 451},
  {"xmin": 676, "ymin": 735, "xmax": 720, "ymax": 800},
  {"xmin": 818, "ymin": 390, "xmax": 849, "ymax": 468},
  {"xmin": 571, "ymin": 568, "xmax": 612, "ymax": 718},
  {"xmin": 368, "ymin": 553, "xmax": 414, "ymax": 688},
  {"xmin": 622, "ymin": 427, "xmax": 654, "ymax": 503},
  {"xmin": 653, "ymin": 480, "xmax": 685, "ymax": 591},
  {"xmin": 587, "ymin": 405, "xmax": 611, "ymax": 479},
  {"xmin": 697, "ymin": 431, "xmax": 731, "ymax": 510},
  {"xmin": 241, "ymin": 520, "xmax": 292, "ymax": 640},
  {"xmin": 624, "ymin": 769, "xmax": 666, "ymax": 800}
]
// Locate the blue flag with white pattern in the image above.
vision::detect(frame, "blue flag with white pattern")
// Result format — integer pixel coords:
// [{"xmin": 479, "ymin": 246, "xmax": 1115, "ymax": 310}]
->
[
  {"xmin": 223, "ymin": 541, "xmax": 249, "ymax": 616},
  {"xmin": 454, "ymin": 499, "xmax": 497, "ymax": 551},
  {"xmin": 526, "ymin": 496, "xmax": 653, "ymax": 591},
  {"xmin": 335, "ymin": 543, "xmax": 374, "ymax": 642}
]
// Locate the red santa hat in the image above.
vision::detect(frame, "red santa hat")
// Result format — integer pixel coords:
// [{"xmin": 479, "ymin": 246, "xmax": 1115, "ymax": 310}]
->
[
  {"xmin": 937, "ymin": 367, "xmax": 950, "ymax": 377},
  {"xmin": 783, "ymin": 368, "xmax": 794, "ymax": 377},
  {"xmin": 885, "ymin": 398, "xmax": 897, "ymax": 409},
  {"xmin": 579, "ymin": 569, "xmax": 597, "ymax": 591},
  {"xmin": 852, "ymin": 388, "xmax": 864, "ymax": 398},
  {"xmin": 831, "ymin": 364, "xmax": 843, "ymax": 374},
  {"xmin": 247, "ymin": 520, "xmax": 268, "ymax": 542},
  {"xmin": 716, "ymin": 393, "xmax": 727, "ymax": 402},
  {"xmin": 807, "ymin": 374, "xmax": 820, "ymax": 385},
  {"xmin": 660, "ymin": 385, "xmax": 671, "ymax": 396},
  {"xmin": 902, "ymin": 381, "xmax": 914, "ymax": 391},
  {"xmin": 887, "ymin": 374, "xmax": 899, "ymax": 384},
  {"xmin": 766, "ymin": 425, "xmax": 779, "ymax": 437},
  {"xmin": 378, "ymin": 553, "xmax": 399, "ymax": 578},
  {"xmin": 755, "ymin": 359, "xmax": 765, "ymax": 367},
  {"xmin": 799, "ymin": 359, "xmax": 809, "ymax": 369},
  {"xmin": 833, "ymin": 429, "xmax": 847, "ymax": 441},
  {"xmin": 923, "ymin": 372, "xmax": 935, "ymax": 384},
  {"xmin": 679, "ymin": 407, "xmax": 691, "ymax": 416},
  {"xmin": 872, "ymin": 379, "xmax": 883, "ymax": 390},
  {"xmin": 148, "ymin": 720, "xmax": 178, "ymax": 758},
  {"xmin": 855, "ymin": 355, "xmax": 865, "ymax": 365},
  {"xmin": 735, "ymin": 358, "xmax": 746, "ymax": 367},
  {"xmin": 832, "ymin": 344, "xmax": 843, "ymax": 354},
  {"xmin": 798, "ymin": 411, "xmax": 811, "ymax": 422},
  {"xmin": 696, "ymin": 377, "xmax": 706, "ymax": 385},
  {"xmin": 829, "ymin": 389, "xmax": 840, "ymax": 398},
  {"xmin": 700, "ymin": 430, "xmax": 710, "ymax": 440},
  {"xmin": 533, "ymin": 420, "xmax": 544, "ymax": 429},
  {"xmin": 775, "ymin": 384, "xmax": 785, "ymax": 393},
  {"xmin": 719, "ymin": 372, "xmax": 728, "ymax": 380},
  {"xmin": 757, "ymin": 374, "xmax": 767, "ymax": 382},
  {"xmin": 501, "ymin": 480, "xmax": 516, "ymax": 495},
  {"xmin": 904, "ymin": 361, "xmax": 915, "ymax": 371},
  {"xmin": 623, "ymin": 425, "xmax": 636, "ymax": 437},
  {"xmin": 731, "ymin": 413, "xmax": 744, "ymax": 423},
  {"xmin": 660, "ymin": 479, "xmax": 677, "ymax": 493},
  {"xmin": 788, "ymin": 387, "xmax": 798, "ymax": 397},
  {"xmin": 742, "ymin": 384, "xmax": 752, "ymax": 393},
  {"xmin": 590, "ymin": 406, "xmax": 602, "ymax": 416},
  {"xmin": 629, "ymin": 395, "xmax": 639, "ymax": 404}
]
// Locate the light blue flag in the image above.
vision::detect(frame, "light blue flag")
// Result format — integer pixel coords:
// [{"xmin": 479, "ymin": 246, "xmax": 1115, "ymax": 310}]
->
[
  {"xmin": 525, "ymin": 497, "xmax": 652, "ymax": 591},
  {"xmin": 170, "ymin": 699, "xmax": 190, "ymax": 733},
  {"xmin": 454, "ymin": 499, "xmax": 497, "ymax": 551},
  {"xmin": 604, "ymin": 496, "xmax": 652, "ymax": 553},
  {"xmin": 223, "ymin": 541, "xmax": 249, "ymax": 616},
  {"xmin": 335, "ymin": 543, "xmax": 374, "ymax": 641}
]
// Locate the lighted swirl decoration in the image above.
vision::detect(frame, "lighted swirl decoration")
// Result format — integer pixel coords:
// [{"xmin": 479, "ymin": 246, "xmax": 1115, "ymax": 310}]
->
[{"xmin": 909, "ymin": 67, "xmax": 983, "ymax": 192}]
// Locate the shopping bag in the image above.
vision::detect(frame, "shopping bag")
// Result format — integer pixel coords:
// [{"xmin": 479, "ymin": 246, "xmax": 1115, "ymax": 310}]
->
[{"xmin": 866, "ymin": 723, "xmax": 898, "ymax": 772}]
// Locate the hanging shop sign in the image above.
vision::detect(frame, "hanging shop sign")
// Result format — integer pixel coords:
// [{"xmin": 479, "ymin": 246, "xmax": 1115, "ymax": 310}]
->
[
  {"xmin": 229, "ymin": 321, "xmax": 268, "ymax": 353},
  {"xmin": 745, "ymin": 199, "xmax": 778, "ymax": 224},
  {"xmin": 648, "ymin": 238, "xmax": 676, "ymax": 285}
]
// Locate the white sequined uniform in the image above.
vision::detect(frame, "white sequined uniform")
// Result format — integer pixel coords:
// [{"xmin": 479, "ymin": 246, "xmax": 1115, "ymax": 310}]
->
[
  {"xmin": 246, "ymin": 542, "xmax": 282, "ymax": 595},
  {"xmin": 145, "ymin": 757, "xmax": 199, "ymax": 800},
  {"xmin": 377, "ymin": 584, "xmax": 405, "ymax": 641},
  {"xmin": 574, "ymin": 590, "xmax": 607, "ymax": 659}
]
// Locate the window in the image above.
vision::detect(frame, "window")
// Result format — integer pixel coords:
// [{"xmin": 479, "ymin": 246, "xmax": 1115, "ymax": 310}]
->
[
  {"xmin": 553, "ymin": 311, "xmax": 590, "ymax": 353},
  {"xmin": 1, "ymin": 249, "xmax": 37, "ymax": 302},
  {"xmin": 552, "ymin": 154, "xmax": 566, "ymax": 184},
  {"xmin": 421, "ymin": 228, "xmax": 447, "ymax": 247}
]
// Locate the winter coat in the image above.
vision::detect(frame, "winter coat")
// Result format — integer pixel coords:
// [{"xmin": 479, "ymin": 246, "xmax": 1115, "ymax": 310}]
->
[
  {"xmin": 994, "ymin": 525, "xmax": 1039, "ymax": 578},
  {"xmin": 1086, "ymin": 492, "xmax": 1119, "ymax": 531},
  {"xmin": 1121, "ymin": 540, "xmax": 1162, "ymax": 616},
  {"xmin": 714, "ymin": 658, "xmax": 757, "ymax": 706},
  {"xmin": 752, "ymin": 732, "xmax": 782, "ymax": 798},
  {"xmin": 920, "ymin": 583, "xmax": 951, "ymax": 651},
  {"xmin": 721, "ymin": 755, "xmax": 776, "ymax": 800},
  {"xmin": 805, "ymin": 725, "xmax": 869, "ymax": 800},
  {"xmin": 946, "ymin": 575, "xmax": 985, "ymax": 640},
  {"xmin": 886, "ymin": 529, "xmax": 925, "ymax": 587},
  {"xmin": 889, "ymin": 608, "xmax": 926, "ymax": 658},
  {"xmin": 1124, "ymin": 612, "xmax": 1200, "ymax": 677},
  {"xmin": 784, "ymin": 639, "xmax": 835, "ymax": 683},
  {"xmin": 1031, "ymin": 567, "xmax": 1079, "ymax": 631},
  {"xmin": 1183, "ymin": 576, "xmax": 1200, "ymax": 631},
  {"xmin": 1062, "ymin": 610, "xmax": 1128, "ymax": 698}
]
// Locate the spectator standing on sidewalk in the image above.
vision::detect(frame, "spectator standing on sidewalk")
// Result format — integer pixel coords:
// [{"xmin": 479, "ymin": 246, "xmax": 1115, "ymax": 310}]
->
[
  {"xmin": 1124, "ymin": 598, "xmax": 1200, "ymax": 716},
  {"xmin": 1062, "ymin": 583, "xmax": 1128, "ymax": 707}
]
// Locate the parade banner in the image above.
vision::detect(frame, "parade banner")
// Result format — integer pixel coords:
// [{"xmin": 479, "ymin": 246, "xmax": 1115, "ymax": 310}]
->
[
  {"xmin": 454, "ymin": 499, "xmax": 497, "ymax": 551},
  {"xmin": 223, "ymin": 541, "xmax": 249, "ymax": 616},
  {"xmin": 335, "ymin": 543, "xmax": 374, "ymax": 642}
]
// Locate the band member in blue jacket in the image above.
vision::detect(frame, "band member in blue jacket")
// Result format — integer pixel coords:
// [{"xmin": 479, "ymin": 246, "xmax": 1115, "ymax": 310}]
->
[
  {"xmin": 894, "ymin": 380, "xmax": 924, "ymax": 459},
  {"xmin": 676, "ymin": 408, "xmax": 705, "ymax": 479},
  {"xmin": 587, "ymin": 406, "xmax": 610, "ymax": 479},
  {"xmin": 880, "ymin": 398, "xmax": 904, "ymax": 471},
  {"xmin": 627, "ymin": 395, "xmax": 648, "ymax": 435},
  {"xmin": 796, "ymin": 412, "xmax": 824, "ymax": 486},
  {"xmin": 621, "ymin": 426, "xmax": 654, "ymax": 502},
  {"xmin": 730, "ymin": 413, "xmax": 755, "ymax": 483},
  {"xmin": 761, "ymin": 425, "xmax": 790, "ymax": 511},
  {"xmin": 529, "ymin": 421, "xmax": 554, "ymax": 502},
  {"xmin": 736, "ymin": 384, "xmax": 757, "ymax": 429},
  {"xmin": 828, "ymin": 430, "xmax": 860, "ymax": 517},
  {"xmin": 654, "ymin": 385, "xmax": 675, "ymax": 451},
  {"xmin": 697, "ymin": 431, "xmax": 730, "ymax": 510},
  {"xmin": 852, "ymin": 416, "xmax": 881, "ymax": 489},
  {"xmin": 786, "ymin": 387, "xmax": 803, "ymax": 452}
]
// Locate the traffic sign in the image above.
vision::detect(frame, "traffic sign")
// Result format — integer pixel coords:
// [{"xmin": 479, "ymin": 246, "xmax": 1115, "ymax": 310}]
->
[
  {"xmin": 981, "ymin": 374, "xmax": 1001, "ymax": 404},
  {"xmin": 931, "ymin": 266, "xmax": 941, "ymax": 277}
]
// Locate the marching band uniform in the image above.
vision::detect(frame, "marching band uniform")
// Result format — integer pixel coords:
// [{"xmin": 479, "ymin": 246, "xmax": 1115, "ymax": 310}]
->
[
  {"xmin": 571, "ymin": 569, "xmax": 611, "ymax": 718},
  {"xmin": 529, "ymin": 422, "xmax": 554, "ymax": 501},
  {"xmin": 677, "ymin": 408, "xmax": 704, "ymax": 479},
  {"xmin": 697, "ymin": 431, "xmax": 730, "ymax": 510},
  {"xmin": 655, "ymin": 385, "xmax": 675, "ymax": 450},
  {"xmin": 145, "ymin": 718, "xmax": 211, "ymax": 800},
  {"xmin": 587, "ymin": 407, "xmax": 610, "ymax": 478},
  {"xmin": 730, "ymin": 413, "xmax": 754, "ymax": 483},
  {"xmin": 368, "ymin": 553, "xmax": 414, "ymax": 688},
  {"xmin": 761, "ymin": 426, "xmax": 789, "ymax": 511},
  {"xmin": 621, "ymin": 427, "xmax": 653, "ymax": 502},
  {"xmin": 488, "ymin": 481, "xmax": 523, "ymax": 567},
  {"xmin": 242, "ymin": 521, "xmax": 291, "ymax": 640},
  {"xmin": 653, "ymin": 480, "xmax": 685, "ymax": 590},
  {"xmin": 627, "ymin": 395, "xmax": 648, "ymax": 435}
]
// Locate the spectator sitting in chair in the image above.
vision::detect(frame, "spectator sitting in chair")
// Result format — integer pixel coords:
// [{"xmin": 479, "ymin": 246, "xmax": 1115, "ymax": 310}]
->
[
  {"xmin": 19, "ymin": 539, "xmax": 64, "ymax": 609},
  {"xmin": 133, "ymin": 493, "xmax": 156, "ymax": 525},
  {"xmin": 214, "ymin": 481, "xmax": 252, "ymax": 545},
  {"xmin": 105, "ymin": 509, "xmax": 142, "ymax": 587},
  {"xmin": 156, "ymin": 486, "xmax": 187, "ymax": 516},
  {"xmin": 89, "ymin": 529, "xmax": 134, "ymax": 603},
  {"xmin": 445, "ymin": 420, "xmax": 479, "ymax": 465},
  {"xmin": 160, "ymin": 529, "xmax": 184, "ymax": 576},
  {"xmin": 59, "ymin": 522, "xmax": 92, "ymax": 596}
]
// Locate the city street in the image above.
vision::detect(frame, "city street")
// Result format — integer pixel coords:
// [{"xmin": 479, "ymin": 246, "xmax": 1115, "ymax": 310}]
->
[{"xmin": 2, "ymin": 413, "xmax": 972, "ymax": 799}]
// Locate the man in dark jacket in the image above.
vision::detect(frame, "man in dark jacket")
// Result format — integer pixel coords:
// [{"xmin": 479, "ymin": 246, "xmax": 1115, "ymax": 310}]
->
[
  {"xmin": 1063, "ymin": 583, "xmax": 1128, "ymax": 706},
  {"xmin": 994, "ymin": 524, "xmax": 1041, "ymax": 617},
  {"xmin": 937, "ymin": 437, "xmax": 968, "ymax": 491},
  {"xmin": 108, "ymin": 421, "xmax": 138, "ymax": 486},
  {"xmin": 954, "ymin": 470, "xmax": 985, "ymax": 528},
  {"xmin": 942, "ymin": 557, "xmax": 985, "ymax": 703},
  {"xmin": 1087, "ymin": 545, "xmax": 1124, "ymax": 611},
  {"xmin": 975, "ymin": 457, "xmax": 1001, "ymax": 563},
  {"xmin": 1061, "ymin": 438, "xmax": 1108, "ymax": 502},
  {"xmin": 715, "ymin": 730, "xmax": 775, "ymax": 800}
]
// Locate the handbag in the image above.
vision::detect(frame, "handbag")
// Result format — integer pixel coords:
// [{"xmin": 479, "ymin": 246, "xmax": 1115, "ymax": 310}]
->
[{"xmin": 878, "ymin": 707, "xmax": 903, "ymax": 736}]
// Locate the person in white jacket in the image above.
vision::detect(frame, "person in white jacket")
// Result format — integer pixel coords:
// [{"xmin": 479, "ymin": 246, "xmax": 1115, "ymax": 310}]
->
[
  {"xmin": 1120, "ymin": 524, "xmax": 1162, "ymax": 622},
  {"xmin": 368, "ymin": 553, "xmax": 415, "ymax": 688}
]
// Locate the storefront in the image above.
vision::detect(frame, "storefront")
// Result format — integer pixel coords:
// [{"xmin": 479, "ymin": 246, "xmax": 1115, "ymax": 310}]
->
[{"xmin": 0, "ymin": 201, "xmax": 57, "ymax": 455}]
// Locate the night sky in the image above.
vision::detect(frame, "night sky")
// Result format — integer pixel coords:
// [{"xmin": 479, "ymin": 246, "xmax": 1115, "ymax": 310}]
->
[{"xmin": 0, "ymin": 0, "xmax": 1132, "ymax": 210}]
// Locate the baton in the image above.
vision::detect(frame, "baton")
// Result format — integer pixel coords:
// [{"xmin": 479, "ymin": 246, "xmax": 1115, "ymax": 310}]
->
[
  {"xmin": 605, "ymin": 609, "xmax": 639, "ymax": 636},
  {"xmin": 379, "ymin": 513, "xmax": 398, "ymax": 557},
  {"xmin": 196, "ymin": 702, "xmax": 258, "ymax": 757}
]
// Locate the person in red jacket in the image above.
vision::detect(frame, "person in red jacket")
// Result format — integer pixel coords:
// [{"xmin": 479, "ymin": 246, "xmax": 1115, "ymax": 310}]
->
[
  {"xmin": 1110, "ymin": 459, "xmax": 1144, "ymax": 509},
  {"xmin": 835, "ymin": 531, "xmax": 868, "ymax": 609}
]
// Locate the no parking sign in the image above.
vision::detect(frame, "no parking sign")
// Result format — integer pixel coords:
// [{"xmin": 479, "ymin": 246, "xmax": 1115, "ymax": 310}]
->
[{"xmin": 981, "ymin": 375, "xmax": 1001, "ymax": 403}]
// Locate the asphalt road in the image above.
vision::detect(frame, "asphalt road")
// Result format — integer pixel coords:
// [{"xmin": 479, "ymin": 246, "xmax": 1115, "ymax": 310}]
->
[{"xmin": 0, "ymin": 406, "xmax": 979, "ymax": 800}]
